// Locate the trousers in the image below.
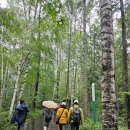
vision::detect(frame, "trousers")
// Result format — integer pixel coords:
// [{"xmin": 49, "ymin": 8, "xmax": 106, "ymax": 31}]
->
[
  {"xmin": 18, "ymin": 123, "xmax": 24, "ymax": 130},
  {"xmin": 70, "ymin": 122, "xmax": 80, "ymax": 130},
  {"xmin": 59, "ymin": 124, "xmax": 67, "ymax": 130}
]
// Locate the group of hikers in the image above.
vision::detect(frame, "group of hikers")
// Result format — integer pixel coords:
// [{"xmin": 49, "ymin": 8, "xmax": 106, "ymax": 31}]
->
[
  {"xmin": 11, "ymin": 99, "xmax": 84, "ymax": 130},
  {"xmin": 44, "ymin": 99, "xmax": 84, "ymax": 130}
]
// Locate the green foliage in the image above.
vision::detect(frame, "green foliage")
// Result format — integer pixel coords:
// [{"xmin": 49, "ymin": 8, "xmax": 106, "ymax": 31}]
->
[
  {"xmin": 81, "ymin": 118, "xmax": 129, "ymax": 130},
  {"xmin": 0, "ymin": 110, "xmax": 43, "ymax": 130},
  {"xmin": 43, "ymin": 0, "xmax": 63, "ymax": 19},
  {"xmin": 0, "ymin": 8, "xmax": 22, "ymax": 34},
  {"xmin": 0, "ymin": 111, "xmax": 16, "ymax": 130},
  {"xmin": 119, "ymin": 127, "xmax": 129, "ymax": 130},
  {"xmin": 28, "ymin": 109, "xmax": 43, "ymax": 119},
  {"xmin": 0, "ymin": 0, "xmax": 130, "ymax": 129},
  {"xmin": 81, "ymin": 118, "xmax": 102, "ymax": 130}
]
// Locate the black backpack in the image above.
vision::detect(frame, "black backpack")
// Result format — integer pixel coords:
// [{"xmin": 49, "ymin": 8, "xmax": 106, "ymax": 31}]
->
[
  {"xmin": 44, "ymin": 112, "xmax": 52, "ymax": 122},
  {"xmin": 70, "ymin": 107, "xmax": 81, "ymax": 122}
]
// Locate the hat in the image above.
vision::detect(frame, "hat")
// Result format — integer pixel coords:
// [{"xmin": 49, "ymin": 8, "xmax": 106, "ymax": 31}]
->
[
  {"xmin": 62, "ymin": 102, "xmax": 66, "ymax": 106},
  {"xmin": 74, "ymin": 100, "xmax": 78, "ymax": 104}
]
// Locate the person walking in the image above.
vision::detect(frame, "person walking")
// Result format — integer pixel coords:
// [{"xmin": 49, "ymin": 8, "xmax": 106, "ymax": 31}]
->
[
  {"xmin": 43, "ymin": 107, "xmax": 52, "ymax": 130},
  {"xmin": 68, "ymin": 100, "xmax": 84, "ymax": 130},
  {"xmin": 11, "ymin": 99, "xmax": 29, "ymax": 130},
  {"xmin": 56, "ymin": 102, "xmax": 68, "ymax": 130}
]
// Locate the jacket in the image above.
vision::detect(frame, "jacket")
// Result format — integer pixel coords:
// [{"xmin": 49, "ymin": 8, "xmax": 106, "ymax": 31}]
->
[
  {"xmin": 56, "ymin": 108, "xmax": 68, "ymax": 124},
  {"xmin": 68, "ymin": 104, "xmax": 84, "ymax": 124},
  {"xmin": 16, "ymin": 103, "xmax": 29, "ymax": 124}
]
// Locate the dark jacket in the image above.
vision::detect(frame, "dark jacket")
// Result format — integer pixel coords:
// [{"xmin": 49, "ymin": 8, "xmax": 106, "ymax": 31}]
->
[
  {"xmin": 44, "ymin": 108, "xmax": 52, "ymax": 126},
  {"xmin": 16, "ymin": 103, "xmax": 29, "ymax": 125}
]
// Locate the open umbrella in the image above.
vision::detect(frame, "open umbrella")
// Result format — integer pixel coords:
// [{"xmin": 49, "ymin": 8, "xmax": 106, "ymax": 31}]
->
[{"xmin": 42, "ymin": 100, "xmax": 58, "ymax": 109}]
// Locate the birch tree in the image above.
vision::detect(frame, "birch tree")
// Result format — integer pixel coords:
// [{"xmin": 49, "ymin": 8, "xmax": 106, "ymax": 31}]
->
[
  {"xmin": 9, "ymin": 41, "xmax": 23, "ymax": 114},
  {"xmin": 100, "ymin": 0, "xmax": 118, "ymax": 129},
  {"xmin": 9, "ymin": 0, "xmax": 38, "ymax": 114}
]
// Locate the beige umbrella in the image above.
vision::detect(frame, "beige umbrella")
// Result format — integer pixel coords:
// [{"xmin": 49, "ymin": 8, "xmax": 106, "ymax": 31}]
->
[{"xmin": 42, "ymin": 100, "xmax": 58, "ymax": 109}]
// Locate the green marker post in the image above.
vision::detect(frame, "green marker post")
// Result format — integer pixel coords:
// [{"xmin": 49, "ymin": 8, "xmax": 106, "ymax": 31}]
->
[{"xmin": 92, "ymin": 83, "xmax": 96, "ymax": 124}]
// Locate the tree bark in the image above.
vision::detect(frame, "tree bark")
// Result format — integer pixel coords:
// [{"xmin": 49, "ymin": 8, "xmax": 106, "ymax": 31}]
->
[
  {"xmin": 100, "ymin": 0, "xmax": 118, "ymax": 129},
  {"xmin": 70, "ymin": 61, "xmax": 75, "ymax": 106},
  {"xmin": 82, "ymin": 0, "xmax": 88, "ymax": 117},
  {"xmin": 0, "ymin": 49, "xmax": 4, "ymax": 110},
  {"xmin": 120, "ymin": 0, "xmax": 130, "ymax": 128},
  {"xmin": 18, "ymin": 0, "xmax": 38, "ymax": 99},
  {"xmin": 66, "ymin": 9, "xmax": 72, "ymax": 98},
  {"xmin": 9, "ymin": 43, "xmax": 23, "ymax": 114},
  {"xmin": 33, "ymin": 52, "xmax": 41, "ymax": 110},
  {"xmin": 56, "ymin": 48, "xmax": 60, "ymax": 98},
  {"xmin": 33, "ymin": 4, "xmax": 41, "ymax": 110}
]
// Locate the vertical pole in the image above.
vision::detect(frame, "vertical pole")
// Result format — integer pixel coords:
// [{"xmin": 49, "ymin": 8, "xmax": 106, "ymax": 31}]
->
[{"xmin": 92, "ymin": 83, "xmax": 96, "ymax": 124}]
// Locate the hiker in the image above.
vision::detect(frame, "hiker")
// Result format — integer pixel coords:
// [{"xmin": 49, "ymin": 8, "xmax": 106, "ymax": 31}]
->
[
  {"xmin": 11, "ymin": 99, "xmax": 29, "ymax": 130},
  {"xmin": 56, "ymin": 102, "xmax": 68, "ymax": 130},
  {"xmin": 43, "ymin": 107, "xmax": 52, "ymax": 130},
  {"xmin": 68, "ymin": 100, "xmax": 84, "ymax": 130}
]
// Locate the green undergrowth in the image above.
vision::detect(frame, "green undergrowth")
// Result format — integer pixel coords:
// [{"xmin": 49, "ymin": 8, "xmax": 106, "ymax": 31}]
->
[
  {"xmin": 80, "ymin": 118, "xmax": 129, "ymax": 130},
  {"xmin": 0, "ymin": 109, "xmax": 43, "ymax": 130},
  {"xmin": 81, "ymin": 118, "xmax": 101, "ymax": 130}
]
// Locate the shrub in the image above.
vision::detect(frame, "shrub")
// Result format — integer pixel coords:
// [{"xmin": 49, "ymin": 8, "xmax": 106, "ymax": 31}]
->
[
  {"xmin": 0, "ymin": 111, "xmax": 16, "ymax": 130},
  {"xmin": 81, "ymin": 118, "xmax": 101, "ymax": 130},
  {"xmin": 81, "ymin": 118, "xmax": 129, "ymax": 130}
]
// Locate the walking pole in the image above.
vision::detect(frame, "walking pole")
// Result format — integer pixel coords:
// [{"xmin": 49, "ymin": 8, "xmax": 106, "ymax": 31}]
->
[{"xmin": 92, "ymin": 83, "xmax": 96, "ymax": 124}]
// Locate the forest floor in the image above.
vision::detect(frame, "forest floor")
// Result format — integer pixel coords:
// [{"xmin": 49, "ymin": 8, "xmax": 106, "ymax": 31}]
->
[{"xmin": 25, "ymin": 115, "xmax": 70, "ymax": 130}]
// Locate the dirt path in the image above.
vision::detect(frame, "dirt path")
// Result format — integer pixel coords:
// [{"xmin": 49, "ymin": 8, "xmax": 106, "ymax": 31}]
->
[{"xmin": 25, "ymin": 116, "xmax": 70, "ymax": 130}]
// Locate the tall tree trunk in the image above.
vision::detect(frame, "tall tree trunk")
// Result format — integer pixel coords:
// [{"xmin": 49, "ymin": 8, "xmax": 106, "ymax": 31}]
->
[
  {"xmin": 73, "ymin": 64, "xmax": 77, "ymax": 97},
  {"xmin": 82, "ymin": 0, "xmax": 88, "ymax": 117},
  {"xmin": 33, "ymin": 52, "xmax": 41, "ymax": 110},
  {"xmin": 9, "ymin": 43, "xmax": 23, "ymax": 114},
  {"xmin": 100, "ymin": 0, "xmax": 118, "ymax": 129},
  {"xmin": 56, "ymin": 67, "xmax": 60, "ymax": 98},
  {"xmin": 120, "ymin": 0, "xmax": 130, "ymax": 128},
  {"xmin": 0, "ymin": 49, "xmax": 4, "ymax": 110},
  {"xmin": 18, "ymin": 48, "xmax": 31, "ymax": 99},
  {"xmin": 1, "ymin": 62, "xmax": 9, "ymax": 108},
  {"xmin": 66, "ymin": 10, "xmax": 72, "ymax": 98},
  {"xmin": 18, "ymin": 0, "xmax": 38, "ymax": 99},
  {"xmin": 33, "ymin": 5, "xmax": 41, "ymax": 110},
  {"xmin": 56, "ymin": 48, "xmax": 60, "ymax": 98},
  {"xmin": 70, "ymin": 61, "xmax": 75, "ymax": 106}
]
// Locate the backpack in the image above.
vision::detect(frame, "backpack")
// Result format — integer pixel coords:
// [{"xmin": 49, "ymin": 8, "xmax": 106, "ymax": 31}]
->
[
  {"xmin": 70, "ymin": 107, "xmax": 81, "ymax": 122},
  {"xmin": 44, "ymin": 112, "xmax": 52, "ymax": 122}
]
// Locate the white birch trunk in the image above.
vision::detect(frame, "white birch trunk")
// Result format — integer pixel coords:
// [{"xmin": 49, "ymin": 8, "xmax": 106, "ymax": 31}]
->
[
  {"xmin": 9, "ymin": 66, "xmax": 21, "ymax": 114},
  {"xmin": 9, "ymin": 43, "xmax": 23, "ymax": 114},
  {"xmin": 1, "ymin": 63, "xmax": 8, "ymax": 100},
  {"xmin": 18, "ymin": 49, "xmax": 31, "ymax": 99},
  {"xmin": 18, "ymin": 0, "xmax": 38, "ymax": 99}
]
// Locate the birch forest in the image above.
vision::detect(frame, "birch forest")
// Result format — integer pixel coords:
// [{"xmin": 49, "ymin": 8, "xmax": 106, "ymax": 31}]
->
[{"xmin": 0, "ymin": 0, "xmax": 130, "ymax": 130}]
